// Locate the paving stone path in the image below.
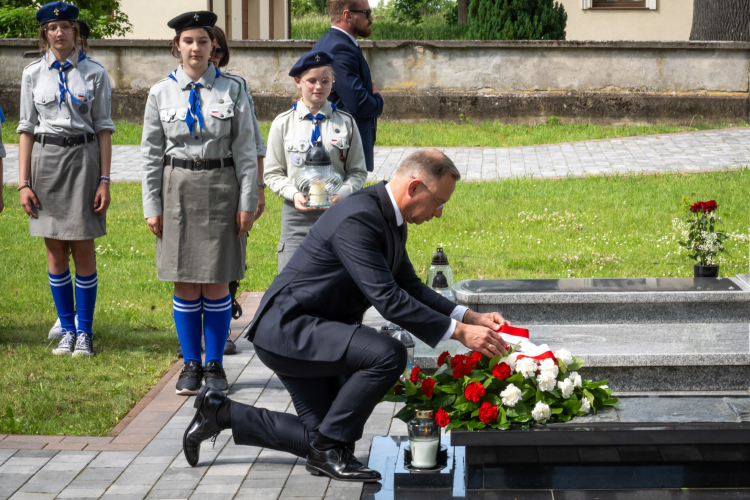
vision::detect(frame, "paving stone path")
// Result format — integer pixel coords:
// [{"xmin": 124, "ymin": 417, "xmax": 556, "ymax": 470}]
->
[{"xmin": 3, "ymin": 128, "xmax": 750, "ymax": 185}]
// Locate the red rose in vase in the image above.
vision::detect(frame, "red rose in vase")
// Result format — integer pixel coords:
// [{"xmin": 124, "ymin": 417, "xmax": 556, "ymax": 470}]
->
[
  {"xmin": 437, "ymin": 351, "xmax": 451, "ymax": 367},
  {"xmin": 410, "ymin": 366, "xmax": 421, "ymax": 384},
  {"xmin": 435, "ymin": 408, "xmax": 451, "ymax": 427},
  {"xmin": 492, "ymin": 362, "xmax": 511, "ymax": 380},
  {"xmin": 420, "ymin": 377, "xmax": 435, "ymax": 397},
  {"xmin": 464, "ymin": 381, "xmax": 486, "ymax": 402},
  {"xmin": 450, "ymin": 354, "xmax": 467, "ymax": 369},
  {"xmin": 478, "ymin": 402, "xmax": 499, "ymax": 423},
  {"xmin": 453, "ymin": 362, "xmax": 472, "ymax": 378}
]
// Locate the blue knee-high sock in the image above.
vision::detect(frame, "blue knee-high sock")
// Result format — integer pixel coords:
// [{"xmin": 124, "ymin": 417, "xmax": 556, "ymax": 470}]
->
[
  {"xmin": 202, "ymin": 294, "xmax": 232, "ymax": 365},
  {"xmin": 49, "ymin": 270, "xmax": 76, "ymax": 332},
  {"xmin": 174, "ymin": 296, "xmax": 203, "ymax": 364},
  {"xmin": 75, "ymin": 272, "xmax": 98, "ymax": 337}
]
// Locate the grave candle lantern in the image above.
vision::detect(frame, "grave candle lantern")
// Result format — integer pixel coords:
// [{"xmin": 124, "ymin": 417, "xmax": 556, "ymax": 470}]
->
[
  {"xmin": 293, "ymin": 141, "xmax": 342, "ymax": 208},
  {"xmin": 431, "ymin": 271, "xmax": 456, "ymax": 303},
  {"xmin": 426, "ymin": 247, "xmax": 454, "ymax": 290},
  {"xmin": 408, "ymin": 410, "xmax": 440, "ymax": 469}
]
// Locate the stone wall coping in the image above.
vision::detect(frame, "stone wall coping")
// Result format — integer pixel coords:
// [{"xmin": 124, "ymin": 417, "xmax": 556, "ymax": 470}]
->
[{"xmin": 2, "ymin": 38, "xmax": 750, "ymax": 51}]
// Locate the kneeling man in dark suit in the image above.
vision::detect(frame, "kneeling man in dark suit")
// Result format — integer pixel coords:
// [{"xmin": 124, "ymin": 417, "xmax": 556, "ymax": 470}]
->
[{"xmin": 183, "ymin": 150, "xmax": 511, "ymax": 481}]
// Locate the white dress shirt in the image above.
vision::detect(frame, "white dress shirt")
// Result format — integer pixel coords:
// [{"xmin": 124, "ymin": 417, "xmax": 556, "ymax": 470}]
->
[{"xmin": 385, "ymin": 183, "xmax": 468, "ymax": 341}]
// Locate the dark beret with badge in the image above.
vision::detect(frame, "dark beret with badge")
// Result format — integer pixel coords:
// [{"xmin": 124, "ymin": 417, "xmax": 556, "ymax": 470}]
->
[
  {"xmin": 167, "ymin": 11, "xmax": 218, "ymax": 34},
  {"xmin": 36, "ymin": 1, "xmax": 79, "ymax": 24},
  {"xmin": 78, "ymin": 20, "xmax": 89, "ymax": 39},
  {"xmin": 288, "ymin": 51, "xmax": 335, "ymax": 78}
]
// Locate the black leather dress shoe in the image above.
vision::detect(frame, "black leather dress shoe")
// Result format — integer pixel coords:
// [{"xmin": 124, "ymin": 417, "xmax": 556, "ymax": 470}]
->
[
  {"xmin": 306, "ymin": 443, "xmax": 381, "ymax": 482},
  {"xmin": 183, "ymin": 386, "xmax": 226, "ymax": 466}
]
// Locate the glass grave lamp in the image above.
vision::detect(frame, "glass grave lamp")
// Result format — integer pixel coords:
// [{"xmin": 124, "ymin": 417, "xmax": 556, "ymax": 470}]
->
[
  {"xmin": 408, "ymin": 410, "xmax": 441, "ymax": 469},
  {"xmin": 382, "ymin": 322, "xmax": 415, "ymax": 381},
  {"xmin": 431, "ymin": 271, "xmax": 456, "ymax": 303},
  {"xmin": 293, "ymin": 141, "xmax": 342, "ymax": 208},
  {"xmin": 426, "ymin": 247, "xmax": 454, "ymax": 291}
]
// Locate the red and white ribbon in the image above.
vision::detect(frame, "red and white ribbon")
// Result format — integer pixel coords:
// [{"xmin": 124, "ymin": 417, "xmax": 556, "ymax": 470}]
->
[{"xmin": 497, "ymin": 325, "xmax": 558, "ymax": 366}]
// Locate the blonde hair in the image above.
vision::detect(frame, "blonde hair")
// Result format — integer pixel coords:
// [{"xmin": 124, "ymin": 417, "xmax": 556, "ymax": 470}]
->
[{"xmin": 38, "ymin": 21, "xmax": 80, "ymax": 52}]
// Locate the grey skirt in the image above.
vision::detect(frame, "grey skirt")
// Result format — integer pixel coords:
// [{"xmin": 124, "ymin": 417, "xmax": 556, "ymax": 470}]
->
[
  {"xmin": 157, "ymin": 165, "xmax": 245, "ymax": 283},
  {"xmin": 277, "ymin": 200, "xmax": 324, "ymax": 272},
  {"xmin": 30, "ymin": 138, "xmax": 106, "ymax": 240}
]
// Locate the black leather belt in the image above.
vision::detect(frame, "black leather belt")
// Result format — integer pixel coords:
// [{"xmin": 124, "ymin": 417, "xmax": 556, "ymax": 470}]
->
[
  {"xmin": 163, "ymin": 156, "xmax": 234, "ymax": 170},
  {"xmin": 35, "ymin": 134, "xmax": 95, "ymax": 147}
]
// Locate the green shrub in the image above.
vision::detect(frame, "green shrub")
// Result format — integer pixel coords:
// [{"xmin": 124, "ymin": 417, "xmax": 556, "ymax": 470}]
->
[
  {"xmin": 0, "ymin": 1, "xmax": 132, "ymax": 39},
  {"xmin": 291, "ymin": 13, "xmax": 468, "ymax": 40},
  {"xmin": 467, "ymin": 0, "xmax": 567, "ymax": 40}
]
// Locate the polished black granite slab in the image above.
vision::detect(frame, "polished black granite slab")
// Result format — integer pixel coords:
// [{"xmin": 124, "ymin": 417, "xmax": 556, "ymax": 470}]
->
[
  {"xmin": 458, "ymin": 278, "xmax": 742, "ymax": 294},
  {"xmin": 394, "ymin": 441, "xmax": 455, "ymax": 488}
]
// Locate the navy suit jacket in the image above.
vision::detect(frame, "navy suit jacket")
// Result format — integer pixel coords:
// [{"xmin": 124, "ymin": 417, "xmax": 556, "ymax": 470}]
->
[
  {"xmin": 246, "ymin": 182, "xmax": 456, "ymax": 362},
  {"xmin": 312, "ymin": 28, "xmax": 384, "ymax": 172}
]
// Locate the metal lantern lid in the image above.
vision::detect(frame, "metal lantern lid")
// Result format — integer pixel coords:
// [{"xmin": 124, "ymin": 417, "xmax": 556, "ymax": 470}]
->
[
  {"xmin": 304, "ymin": 141, "xmax": 331, "ymax": 166},
  {"xmin": 431, "ymin": 247, "xmax": 449, "ymax": 266},
  {"xmin": 431, "ymin": 271, "xmax": 449, "ymax": 289},
  {"xmin": 386, "ymin": 322, "xmax": 415, "ymax": 348}
]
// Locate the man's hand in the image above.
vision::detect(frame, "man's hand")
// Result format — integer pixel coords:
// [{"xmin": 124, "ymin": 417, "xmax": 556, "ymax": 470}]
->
[
  {"xmin": 451, "ymin": 322, "xmax": 508, "ymax": 358},
  {"xmin": 462, "ymin": 310, "xmax": 511, "ymax": 331},
  {"xmin": 147, "ymin": 216, "xmax": 163, "ymax": 238},
  {"xmin": 254, "ymin": 189, "xmax": 266, "ymax": 221},
  {"xmin": 236, "ymin": 210, "xmax": 254, "ymax": 238},
  {"xmin": 20, "ymin": 188, "xmax": 40, "ymax": 218}
]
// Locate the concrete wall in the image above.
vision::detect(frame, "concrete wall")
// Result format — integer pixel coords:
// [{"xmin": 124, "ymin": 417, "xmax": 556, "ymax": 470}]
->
[
  {"xmin": 560, "ymin": 0, "xmax": 694, "ymax": 41},
  {"xmin": 1, "ymin": 39, "xmax": 748, "ymax": 124}
]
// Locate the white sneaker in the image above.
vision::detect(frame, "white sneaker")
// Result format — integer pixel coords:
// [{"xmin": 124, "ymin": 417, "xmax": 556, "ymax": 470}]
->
[
  {"xmin": 52, "ymin": 331, "xmax": 76, "ymax": 355},
  {"xmin": 49, "ymin": 315, "xmax": 78, "ymax": 339}
]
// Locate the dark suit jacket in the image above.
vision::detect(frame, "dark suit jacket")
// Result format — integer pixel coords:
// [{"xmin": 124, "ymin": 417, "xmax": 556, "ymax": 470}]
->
[
  {"xmin": 246, "ymin": 182, "xmax": 457, "ymax": 362},
  {"xmin": 312, "ymin": 28, "xmax": 384, "ymax": 173}
]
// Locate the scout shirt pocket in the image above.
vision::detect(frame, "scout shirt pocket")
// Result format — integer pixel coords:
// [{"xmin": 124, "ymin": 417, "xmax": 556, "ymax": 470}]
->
[
  {"xmin": 73, "ymin": 91, "xmax": 94, "ymax": 116},
  {"xmin": 34, "ymin": 93, "xmax": 59, "ymax": 120},
  {"xmin": 205, "ymin": 100, "xmax": 235, "ymax": 140},
  {"xmin": 159, "ymin": 107, "xmax": 190, "ymax": 139},
  {"xmin": 328, "ymin": 134, "xmax": 350, "ymax": 164}
]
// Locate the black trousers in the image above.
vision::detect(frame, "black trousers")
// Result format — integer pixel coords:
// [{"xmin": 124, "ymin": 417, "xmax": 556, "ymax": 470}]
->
[{"xmin": 231, "ymin": 326, "xmax": 407, "ymax": 458}]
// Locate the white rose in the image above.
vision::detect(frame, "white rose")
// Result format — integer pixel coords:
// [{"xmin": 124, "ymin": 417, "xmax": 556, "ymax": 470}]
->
[
  {"xmin": 569, "ymin": 371, "xmax": 582, "ymax": 388},
  {"xmin": 537, "ymin": 371, "xmax": 556, "ymax": 392},
  {"xmin": 580, "ymin": 397, "xmax": 591, "ymax": 413},
  {"xmin": 558, "ymin": 378, "xmax": 574, "ymax": 399},
  {"xmin": 531, "ymin": 401, "xmax": 551, "ymax": 422},
  {"xmin": 539, "ymin": 358, "xmax": 559, "ymax": 378},
  {"xmin": 554, "ymin": 348, "xmax": 573, "ymax": 365},
  {"xmin": 500, "ymin": 383, "xmax": 522, "ymax": 407},
  {"xmin": 517, "ymin": 357, "xmax": 538, "ymax": 379}
]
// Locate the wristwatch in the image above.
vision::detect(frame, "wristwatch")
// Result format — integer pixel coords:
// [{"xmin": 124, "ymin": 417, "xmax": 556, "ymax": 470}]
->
[{"xmin": 258, "ymin": 182, "xmax": 267, "ymax": 188}]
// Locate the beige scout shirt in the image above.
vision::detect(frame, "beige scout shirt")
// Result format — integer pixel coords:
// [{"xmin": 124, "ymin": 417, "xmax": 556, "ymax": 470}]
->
[
  {"xmin": 264, "ymin": 100, "xmax": 367, "ymax": 202},
  {"xmin": 141, "ymin": 64, "xmax": 259, "ymax": 219},
  {"xmin": 17, "ymin": 49, "xmax": 115, "ymax": 137}
]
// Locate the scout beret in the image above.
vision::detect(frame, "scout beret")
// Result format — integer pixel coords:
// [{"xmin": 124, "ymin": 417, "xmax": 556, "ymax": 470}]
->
[
  {"xmin": 167, "ymin": 11, "xmax": 218, "ymax": 34},
  {"xmin": 78, "ymin": 20, "xmax": 89, "ymax": 39},
  {"xmin": 289, "ymin": 51, "xmax": 334, "ymax": 78},
  {"xmin": 36, "ymin": 2, "xmax": 79, "ymax": 25}
]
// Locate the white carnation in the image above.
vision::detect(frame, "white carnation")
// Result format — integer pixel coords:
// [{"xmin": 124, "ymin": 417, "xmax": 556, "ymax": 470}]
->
[
  {"xmin": 531, "ymin": 401, "xmax": 551, "ymax": 422},
  {"xmin": 557, "ymin": 378, "xmax": 574, "ymax": 399},
  {"xmin": 500, "ymin": 383, "xmax": 522, "ymax": 407},
  {"xmin": 580, "ymin": 397, "xmax": 591, "ymax": 413},
  {"xmin": 539, "ymin": 358, "xmax": 559, "ymax": 378},
  {"xmin": 537, "ymin": 371, "xmax": 556, "ymax": 392},
  {"xmin": 600, "ymin": 384, "xmax": 609, "ymax": 390},
  {"xmin": 517, "ymin": 357, "xmax": 538, "ymax": 379},
  {"xmin": 569, "ymin": 371, "xmax": 582, "ymax": 388},
  {"xmin": 554, "ymin": 348, "xmax": 573, "ymax": 365},
  {"xmin": 504, "ymin": 354, "xmax": 517, "ymax": 371}
]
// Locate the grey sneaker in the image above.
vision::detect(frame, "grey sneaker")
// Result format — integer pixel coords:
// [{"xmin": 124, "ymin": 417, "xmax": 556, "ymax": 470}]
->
[
  {"xmin": 73, "ymin": 333, "xmax": 95, "ymax": 357},
  {"xmin": 49, "ymin": 315, "xmax": 78, "ymax": 339},
  {"xmin": 52, "ymin": 330, "xmax": 76, "ymax": 355}
]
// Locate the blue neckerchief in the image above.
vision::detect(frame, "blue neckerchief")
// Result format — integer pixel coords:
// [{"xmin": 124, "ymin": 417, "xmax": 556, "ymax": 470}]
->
[
  {"xmin": 168, "ymin": 70, "xmax": 205, "ymax": 138},
  {"xmin": 51, "ymin": 60, "xmax": 80, "ymax": 109},
  {"xmin": 215, "ymin": 66, "xmax": 221, "ymax": 78},
  {"xmin": 0, "ymin": 105, "xmax": 5, "ymax": 124},
  {"xmin": 293, "ymin": 102, "xmax": 336, "ymax": 143},
  {"xmin": 78, "ymin": 50, "xmax": 87, "ymax": 62}
]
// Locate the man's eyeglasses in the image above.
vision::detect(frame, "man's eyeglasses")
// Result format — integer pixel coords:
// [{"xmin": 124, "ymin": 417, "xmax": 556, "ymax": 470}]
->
[
  {"xmin": 415, "ymin": 179, "xmax": 447, "ymax": 210},
  {"xmin": 348, "ymin": 8, "xmax": 372, "ymax": 17}
]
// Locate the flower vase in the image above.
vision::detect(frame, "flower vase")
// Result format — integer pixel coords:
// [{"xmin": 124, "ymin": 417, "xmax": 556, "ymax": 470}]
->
[
  {"xmin": 694, "ymin": 264, "xmax": 719, "ymax": 278},
  {"xmin": 408, "ymin": 410, "xmax": 440, "ymax": 469}
]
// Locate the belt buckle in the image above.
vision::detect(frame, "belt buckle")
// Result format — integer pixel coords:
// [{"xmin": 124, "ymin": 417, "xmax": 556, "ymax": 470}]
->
[
  {"xmin": 193, "ymin": 159, "xmax": 205, "ymax": 170},
  {"xmin": 65, "ymin": 137, "xmax": 77, "ymax": 147}
]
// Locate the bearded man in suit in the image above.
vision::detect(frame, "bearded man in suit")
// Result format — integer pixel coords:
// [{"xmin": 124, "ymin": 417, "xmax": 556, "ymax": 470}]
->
[{"xmin": 183, "ymin": 150, "xmax": 511, "ymax": 482}]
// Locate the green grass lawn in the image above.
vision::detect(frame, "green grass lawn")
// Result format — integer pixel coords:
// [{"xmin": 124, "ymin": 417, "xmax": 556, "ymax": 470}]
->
[
  {"xmin": 2, "ymin": 119, "xmax": 746, "ymax": 148},
  {"xmin": 292, "ymin": 13, "xmax": 468, "ymax": 40}
]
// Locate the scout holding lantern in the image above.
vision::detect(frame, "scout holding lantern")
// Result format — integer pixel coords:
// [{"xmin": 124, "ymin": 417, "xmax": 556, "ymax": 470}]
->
[
  {"xmin": 264, "ymin": 51, "xmax": 367, "ymax": 272},
  {"xmin": 140, "ymin": 11, "xmax": 259, "ymax": 395}
]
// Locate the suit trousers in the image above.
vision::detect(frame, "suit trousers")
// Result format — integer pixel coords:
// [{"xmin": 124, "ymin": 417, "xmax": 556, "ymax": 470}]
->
[{"xmin": 231, "ymin": 326, "xmax": 407, "ymax": 458}]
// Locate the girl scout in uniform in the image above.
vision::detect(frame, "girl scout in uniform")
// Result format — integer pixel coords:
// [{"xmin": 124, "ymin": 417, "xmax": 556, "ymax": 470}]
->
[
  {"xmin": 265, "ymin": 51, "xmax": 367, "ymax": 272},
  {"xmin": 141, "ymin": 11, "xmax": 259, "ymax": 396},
  {"xmin": 17, "ymin": 1, "xmax": 115, "ymax": 357}
]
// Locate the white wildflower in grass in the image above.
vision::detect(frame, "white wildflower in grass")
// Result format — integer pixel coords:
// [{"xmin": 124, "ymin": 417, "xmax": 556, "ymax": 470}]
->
[
  {"xmin": 500, "ymin": 384, "xmax": 522, "ymax": 407},
  {"xmin": 554, "ymin": 348, "xmax": 573, "ymax": 366},
  {"xmin": 537, "ymin": 371, "xmax": 556, "ymax": 392},
  {"xmin": 558, "ymin": 378, "xmax": 574, "ymax": 399},
  {"xmin": 532, "ymin": 401, "xmax": 551, "ymax": 422},
  {"xmin": 569, "ymin": 371, "xmax": 582, "ymax": 388},
  {"xmin": 580, "ymin": 397, "xmax": 591, "ymax": 413},
  {"xmin": 517, "ymin": 358, "xmax": 538, "ymax": 379},
  {"xmin": 539, "ymin": 358, "xmax": 559, "ymax": 378}
]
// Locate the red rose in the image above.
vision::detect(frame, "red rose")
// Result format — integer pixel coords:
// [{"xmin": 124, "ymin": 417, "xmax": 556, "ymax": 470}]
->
[
  {"xmin": 705, "ymin": 200, "xmax": 717, "ymax": 212},
  {"xmin": 450, "ymin": 354, "xmax": 467, "ymax": 369},
  {"xmin": 464, "ymin": 381, "xmax": 486, "ymax": 402},
  {"xmin": 453, "ymin": 362, "xmax": 472, "ymax": 378},
  {"xmin": 467, "ymin": 352, "xmax": 482, "ymax": 368},
  {"xmin": 478, "ymin": 402, "xmax": 498, "ymax": 423},
  {"xmin": 435, "ymin": 408, "xmax": 451, "ymax": 427},
  {"xmin": 421, "ymin": 378, "xmax": 435, "ymax": 398},
  {"xmin": 394, "ymin": 385, "xmax": 402, "ymax": 395},
  {"xmin": 689, "ymin": 203, "xmax": 701, "ymax": 213},
  {"xmin": 492, "ymin": 362, "xmax": 511, "ymax": 380},
  {"xmin": 410, "ymin": 366, "xmax": 421, "ymax": 384},
  {"xmin": 437, "ymin": 351, "xmax": 451, "ymax": 367}
]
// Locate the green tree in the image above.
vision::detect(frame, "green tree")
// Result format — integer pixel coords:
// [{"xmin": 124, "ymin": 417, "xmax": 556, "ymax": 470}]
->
[
  {"xmin": 467, "ymin": 0, "xmax": 566, "ymax": 40},
  {"xmin": 0, "ymin": 0, "xmax": 132, "ymax": 38}
]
